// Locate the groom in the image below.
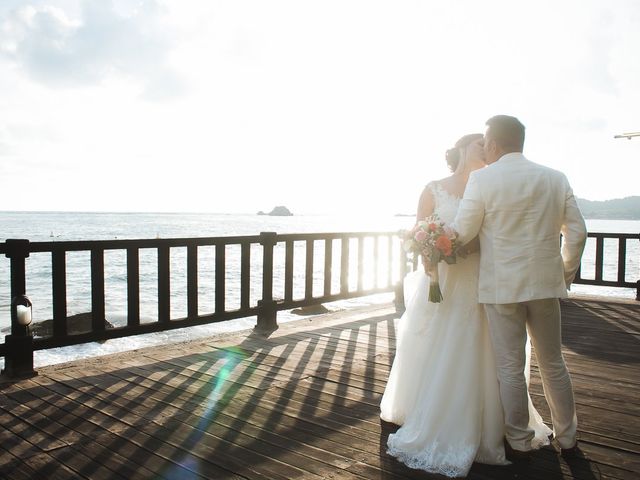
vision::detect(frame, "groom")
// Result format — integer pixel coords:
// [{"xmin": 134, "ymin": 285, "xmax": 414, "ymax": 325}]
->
[{"xmin": 453, "ymin": 115, "xmax": 587, "ymax": 458}]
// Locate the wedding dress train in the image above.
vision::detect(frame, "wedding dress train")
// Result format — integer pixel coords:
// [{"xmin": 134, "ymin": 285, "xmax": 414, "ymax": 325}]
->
[{"xmin": 380, "ymin": 183, "xmax": 551, "ymax": 477}]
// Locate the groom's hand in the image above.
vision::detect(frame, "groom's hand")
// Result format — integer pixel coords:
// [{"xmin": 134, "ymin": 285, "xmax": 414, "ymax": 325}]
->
[{"xmin": 462, "ymin": 237, "xmax": 480, "ymax": 255}]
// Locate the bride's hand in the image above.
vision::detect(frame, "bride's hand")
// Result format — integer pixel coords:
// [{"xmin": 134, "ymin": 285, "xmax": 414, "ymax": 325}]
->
[
  {"xmin": 422, "ymin": 258, "xmax": 437, "ymax": 276},
  {"xmin": 422, "ymin": 257, "xmax": 431, "ymax": 275}
]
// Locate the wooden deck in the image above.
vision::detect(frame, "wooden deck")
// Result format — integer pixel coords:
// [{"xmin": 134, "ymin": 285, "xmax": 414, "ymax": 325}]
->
[{"xmin": 0, "ymin": 297, "xmax": 638, "ymax": 479}]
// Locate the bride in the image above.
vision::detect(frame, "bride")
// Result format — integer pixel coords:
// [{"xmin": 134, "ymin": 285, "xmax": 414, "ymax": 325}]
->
[{"xmin": 380, "ymin": 133, "xmax": 551, "ymax": 477}]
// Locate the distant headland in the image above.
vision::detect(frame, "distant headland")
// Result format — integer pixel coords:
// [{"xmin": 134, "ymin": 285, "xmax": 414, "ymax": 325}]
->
[
  {"xmin": 257, "ymin": 206, "xmax": 293, "ymax": 216},
  {"xmin": 394, "ymin": 196, "xmax": 640, "ymax": 220},
  {"xmin": 576, "ymin": 196, "xmax": 640, "ymax": 220}
]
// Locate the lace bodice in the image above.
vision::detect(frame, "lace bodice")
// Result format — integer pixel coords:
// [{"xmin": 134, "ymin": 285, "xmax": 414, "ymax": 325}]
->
[{"xmin": 428, "ymin": 182, "xmax": 460, "ymax": 224}]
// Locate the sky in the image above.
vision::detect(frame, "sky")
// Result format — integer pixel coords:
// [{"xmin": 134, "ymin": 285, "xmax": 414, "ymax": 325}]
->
[{"xmin": 0, "ymin": 0, "xmax": 638, "ymax": 215}]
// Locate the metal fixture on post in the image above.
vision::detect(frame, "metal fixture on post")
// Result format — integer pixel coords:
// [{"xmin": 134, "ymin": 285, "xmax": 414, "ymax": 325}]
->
[
  {"xmin": 256, "ymin": 232, "xmax": 279, "ymax": 334},
  {"xmin": 4, "ymin": 296, "xmax": 38, "ymax": 379},
  {"xmin": 2, "ymin": 239, "xmax": 37, "ymax": 379}
]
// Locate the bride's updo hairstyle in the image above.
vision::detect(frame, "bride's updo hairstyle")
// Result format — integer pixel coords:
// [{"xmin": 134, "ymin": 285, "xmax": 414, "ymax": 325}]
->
[{"xmin": 445, "ymin": 133, "xmax": 484, "ymax": 172}]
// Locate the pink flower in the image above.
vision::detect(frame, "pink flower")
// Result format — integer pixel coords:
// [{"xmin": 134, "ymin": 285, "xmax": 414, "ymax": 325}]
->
[
  {"xmin": 435, "ymin": 235, "xmax": 453, "ymax": 257},
  {"xmin": 415, "ymin": 229, "xmax": 427, "ymax": 242}
]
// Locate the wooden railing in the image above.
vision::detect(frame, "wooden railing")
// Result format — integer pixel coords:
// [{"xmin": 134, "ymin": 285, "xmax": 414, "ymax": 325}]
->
[
  {"xmin": 0, "ymin": 232, "xmax": 403, "ymax": 377},
  {"xmin": 404, "ymin": 231, "xmax": 640, "ymax": 300},
  {"xmin": 1, "ymin": 230, "xmax": 638, "ymax": 378},
  {"xmin": 573, "ymin": 232, "xmax": 640, "ymax": 297}
]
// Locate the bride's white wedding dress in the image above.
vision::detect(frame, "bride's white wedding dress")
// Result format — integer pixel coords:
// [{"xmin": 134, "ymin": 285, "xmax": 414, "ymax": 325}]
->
[{"xmin": 380, "ymin": 183, "xmax": 551, "ymax": 478}]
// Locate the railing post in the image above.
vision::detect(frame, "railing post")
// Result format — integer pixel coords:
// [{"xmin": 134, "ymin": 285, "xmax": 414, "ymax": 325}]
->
[
  {"xmin": 2, "ymin": 239, "xmax": 37, "ymax": 379},
  {"xmin": 636, "ymin": 280, "xmax": 639, "ymax": 302},
  {"xmin": 256, "ymin": 232, "xmax": 278, "ymax": 333},
  {"xmin": 394, "ymin": 238, "xmax": 407, "ymax": 314}
]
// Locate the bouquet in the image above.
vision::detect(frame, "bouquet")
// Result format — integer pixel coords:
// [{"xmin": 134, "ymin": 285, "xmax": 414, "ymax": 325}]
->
[{"xmin": 402, "ymin": 214, "xmax": 463, "ymax": 302}]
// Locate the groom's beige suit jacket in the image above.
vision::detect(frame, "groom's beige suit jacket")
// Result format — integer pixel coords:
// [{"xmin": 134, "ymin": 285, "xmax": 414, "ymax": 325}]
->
[{"xmin": 454, "ymin": 153, "xmax": 587, "ymax": 304}]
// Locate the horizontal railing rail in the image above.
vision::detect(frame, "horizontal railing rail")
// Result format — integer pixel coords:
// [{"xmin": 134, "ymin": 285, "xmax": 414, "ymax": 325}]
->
[{"xmin": 0, "ymin": 231, "xmax": 404, "ymax": 376}]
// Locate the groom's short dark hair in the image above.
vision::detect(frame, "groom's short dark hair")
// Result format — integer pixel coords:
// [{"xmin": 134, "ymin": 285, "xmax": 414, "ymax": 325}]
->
[{"xmin": 486, "ymin": 115, "xmax": 525, "ymax": 152}]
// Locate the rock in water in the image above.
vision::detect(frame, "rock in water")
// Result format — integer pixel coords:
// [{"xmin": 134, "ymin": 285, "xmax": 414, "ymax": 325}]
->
[
  {"xmin": 268, "ymin": 206, "xmax": 293, "ymax": 216},
  {"xmin": 0, "ymin": 312, "xmax": 116, "ymax": 339},
  {"xmin": 291, "ymin": 304, "xmax": 331, "ymax": 316}
]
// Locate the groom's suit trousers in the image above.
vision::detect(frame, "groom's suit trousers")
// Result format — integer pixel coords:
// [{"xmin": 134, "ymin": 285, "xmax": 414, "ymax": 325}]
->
[{"xmin": 485, "ymin": 299, "xmax": 578, "ymax": 451}]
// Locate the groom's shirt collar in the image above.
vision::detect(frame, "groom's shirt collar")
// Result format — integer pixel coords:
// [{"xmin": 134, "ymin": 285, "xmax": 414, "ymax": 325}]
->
[{"xmin": 495, "ymin": 152, "xmax": 525, "ymax": 163}]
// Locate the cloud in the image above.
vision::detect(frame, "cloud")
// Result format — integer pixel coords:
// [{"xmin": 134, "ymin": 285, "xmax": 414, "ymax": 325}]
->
[{"xmin": 0, "ymin": 0, "xmax": 184, "ymax": 99}]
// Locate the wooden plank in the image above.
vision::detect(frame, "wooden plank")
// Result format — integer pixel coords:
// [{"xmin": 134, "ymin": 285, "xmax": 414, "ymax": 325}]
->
[
  {"xmin": 1, "ymin": 451, "xmax": 81, "ymax": 480},
  {"xmin": 45, "ymin": 444, "xmax": 131, "ymax": 480},
  {"xmin": 0, "ymin": 457, "xmax": 42, "ymax": 480},
  {"xmin": 22, "ymin": 375, "xmax": 247, "ymax": 480}
]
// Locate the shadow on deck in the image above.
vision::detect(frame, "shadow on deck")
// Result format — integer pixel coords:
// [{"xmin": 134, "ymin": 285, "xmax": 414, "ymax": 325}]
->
[{"xmin": 0, "ymin": 298, "xmax": 639, "ymax": 479}]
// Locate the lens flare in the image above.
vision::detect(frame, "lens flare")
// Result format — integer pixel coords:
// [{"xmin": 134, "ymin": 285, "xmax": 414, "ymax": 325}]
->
[{"xmin": 160, "ymin": 346, "xmax": 251, "ymax": 478}]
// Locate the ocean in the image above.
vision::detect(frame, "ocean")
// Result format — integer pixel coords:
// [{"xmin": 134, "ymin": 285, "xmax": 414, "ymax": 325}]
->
[{"xmin": 1, "ymin": 212, "xmax": 638, "ymax": 369}]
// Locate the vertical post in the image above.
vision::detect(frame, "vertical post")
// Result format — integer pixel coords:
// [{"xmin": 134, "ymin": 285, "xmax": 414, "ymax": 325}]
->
[
  {"xmin": 215, "ymin": 243, "xmax": 226, "ymax": 314},
  {"xmin": 284, "ymin": 240, "xmax": 294, "ymax": 302},
  {"xmin": 387, "ymin": 234, "xmax": 393, "ymax": 287},
  {"xmin": 127, "ymin": 247, "xmax": 140, "ymax": 327},
  {"xmin": 158, "ymin": 245, "xmax": 170, "ymax": 324},
  {"xmin": 595, "ymin": 235, "xmax": 604, "ymax": 282},
  {"xmin": 91, "ymin": 248, "xmax": 106, "ymax": 332},
  {"xmin": 257, "ymin": 232, "xmax": 278, "ymax": 333},
  {"xmin": 395, "ymin": 237, "xmax": 407, "ymax": 313},
  {"xmin": 373, "ymin": 236, "xmax": 379, "ymax": 289},
  {"xmin": 187, "ymin": 243, "xmax": 198, "ymax": 319},
  {"xmin": 323, "ymin": 238, "xmax": 332, "ymax": 296},
  {"xmin": 305, "ymin": 239, "xmax": 314, "ymax": 300},
  {"xmin": 357, "ymin": 236, "xmax": 364, "ymax": 292},
  {"xmin": 240, "ymin": 242, "xmax": 251, "ymax": 310},
  {"xmin": 2, "ymin": 239, "xmax": 37, "ymax": 379},
  {"xmin": 340, "ymin": 237, "xmax": 349, "ymax": 294},
  {"xmin": 52, "ymin": 249, "xmax": 67, "ymax": 337},
  {"xmin": 617, "ymin": 238, "xmax": 627, "ymax": 286}
]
